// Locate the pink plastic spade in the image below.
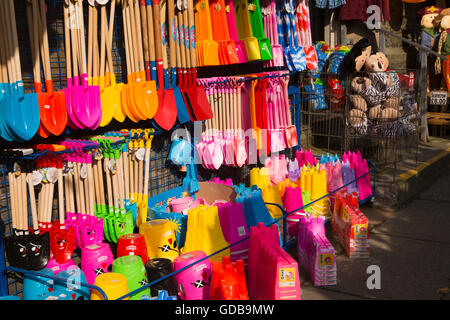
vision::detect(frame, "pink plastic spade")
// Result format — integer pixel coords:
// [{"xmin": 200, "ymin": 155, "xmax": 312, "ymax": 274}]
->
[
  {"xmin": 225, "ymin": 0, "xmax": 248, "ymax": 63},
  {"xmin": 72, "ymin": 1, "xmax": 102, "ymax": 130}
]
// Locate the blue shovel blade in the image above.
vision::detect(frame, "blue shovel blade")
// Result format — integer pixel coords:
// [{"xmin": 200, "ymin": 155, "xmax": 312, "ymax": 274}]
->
[{"xmin": 5, "ymin": 92, "xmax": 40, "ymax": 141}]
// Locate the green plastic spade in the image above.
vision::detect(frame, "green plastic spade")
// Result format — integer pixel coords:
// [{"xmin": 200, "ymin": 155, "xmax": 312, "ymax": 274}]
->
[{"xmin": 247, "ymin": 0, "xmax": 272, "ymax": 61}]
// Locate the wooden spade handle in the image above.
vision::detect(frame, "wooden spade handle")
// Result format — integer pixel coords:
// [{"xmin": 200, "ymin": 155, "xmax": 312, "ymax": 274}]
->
[
  {"xmin": 121, "ymin": 0, "xmax": 132, "ymax": 76},
  {"xmin": 69, "ymin": 2, "xmax": 79, "ymax": 78},
  {"xmin": 47, "ymin": 178, "xmax": 55, "ymax": 225},
  {"xmin": 182, "ymin": 4, "xmax": 191, "ymax": 69},
  {"xmin": 128, "ymin": 0, "xmax": 138, "ymax": 72},
  {"xmin": 140, "ymin": 0, "xmax": 149, "ymax": 63},
  {"xmin": 146, "ymin": 0, "xmax": 156, "ymax": 62},
  {"xmin": 168, "ymin": 0, "xmax": 177, "ymax": 70},
  {"xmin": 38, "ymin": 0, "xmax": 52, "ymax": 82},
  {"xmin": 58, "ymin": 169, "xmax": 65, "ymax": 226},
  {"xmin": 99, "ymin": 4, "xmax": 107, "ymax": 80},
  {"xmin": 104, "ymin": 158, "xmax": 114, "ymax": 209},
  {"xmin": 26, "ymin": 2, "xmax": 39, "ymax": 85},
  {"xmin": 160, "ymin": 0, "xmax": 168, "ymax": 71},
  {"xmin": 87, "ymin": 163, "xmax": 95, "ymax": 216},
  {"xmin": 8, "ymin": 0, "xmax": 22, "ymax": 82},
  {"xmin": 76, "ymin": 0, "xmax": 88, "ymax": 75},
  {"xmin": 27, "ymin": 173, "xmax": 39, "ymax": 231},
  {"xmin": 2, "ymin": 0, "xmax": 16, "ymax": 85},
  {"xmin": 64, "ymin": 3, "xmax": 72, "ymax": 80},
  {"xmin": 88, "ymin": 4, "xmax": 93, "ymax": 81},
  {"xmin": 176, "ymin": 11, "xmax": 186, "ymax": 70},
  {"xmin": 133, "ymin": 0, "xmax": 145, "ymax": 73}
]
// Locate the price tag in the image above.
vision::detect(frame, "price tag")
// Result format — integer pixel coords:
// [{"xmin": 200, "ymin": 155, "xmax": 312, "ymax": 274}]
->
[
  {"xmin": 109, "ymin": 160, "xmax": 118, "ymax": 175},
  {"xmin": 135, "ymin": 148, "xmax": 145, "ymax": 161},
  {"xmin": 279, "ymin": 268, "xmax": 296, "ymax": 287},
  {"xmin": 430, "ymin": 91, "xmax": 448, "ymax": 105},
  {"xmin": 30, "ymin": 171, "xmax": 43, "ymax": 186},
  {"xmin": 80, "ymin": 164, "xmax": 88, "ymax": 179},
  {"xmin": 46, "ymin": 167, "xmax": 58, "ymax": 183}
]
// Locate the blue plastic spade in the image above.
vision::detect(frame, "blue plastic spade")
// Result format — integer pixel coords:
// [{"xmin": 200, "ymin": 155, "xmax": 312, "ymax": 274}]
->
[{"xmin": 4, "ymin": 81, "xmax": 40, "ymax": 141}]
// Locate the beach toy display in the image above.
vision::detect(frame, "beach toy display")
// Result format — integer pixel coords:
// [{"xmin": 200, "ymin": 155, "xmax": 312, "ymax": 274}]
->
[
  {"xmin": 112, "ymin": 255, "xmax": 150, "ymax": 300},
  {"xmin": 81, "ymin": 243, "xmax": 115, "ymax": 285},
  {"xmin": 117, "ymin": 233, "xmax": 149, "ymax": 264},
  {"xmin": 90, "ymin": 272, "xmax": 129, "ymax": 300},
  {"xmin": 173, "ymin": 251, "xmax": 212, "ymax": 300}
]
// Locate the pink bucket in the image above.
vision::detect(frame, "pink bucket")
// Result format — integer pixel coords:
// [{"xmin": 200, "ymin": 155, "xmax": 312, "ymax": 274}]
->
[
  {"xmin": 170, "ymin": 197, "xmax": 193, "ymax": 213},
  {"xmin": 81, "ymin": 243, "xmax": 114, "ymax": 285},
  {"xmin": 46, "ymin": 257, "xmax": 78, "ymax": 275},
  {"xmin": 173, "ymin": 251, "xmax": 211, "ymax": 300}
]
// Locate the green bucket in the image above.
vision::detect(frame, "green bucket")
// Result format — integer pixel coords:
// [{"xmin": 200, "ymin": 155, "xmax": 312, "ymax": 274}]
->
[{"xmin": 112, "ymin": 255, "xmax": 150, "ymax": 300}]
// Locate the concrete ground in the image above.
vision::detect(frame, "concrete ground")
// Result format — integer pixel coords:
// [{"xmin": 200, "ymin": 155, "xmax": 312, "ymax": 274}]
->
[{"xmin": 300, "ymin": 170, "xmax": 450, "ymax": 300}]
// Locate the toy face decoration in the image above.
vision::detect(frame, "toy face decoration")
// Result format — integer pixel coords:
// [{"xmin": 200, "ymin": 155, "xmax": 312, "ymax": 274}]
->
[
  {"xmin": 365, "ymin": 52, "xmax": 389, "ymax": 72},
  {"xmin": 355, "ymin": 45, "xmax": 372, "ymax": 71},
  {"xmin": 422, "ymin": 13, "xmax": 439, "ymax": 28}
]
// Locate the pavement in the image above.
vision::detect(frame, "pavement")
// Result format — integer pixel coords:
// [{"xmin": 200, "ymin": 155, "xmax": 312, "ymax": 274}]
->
[{"xmin": 299, "ymin": 170, "xmax": 450, "ymax": 300}]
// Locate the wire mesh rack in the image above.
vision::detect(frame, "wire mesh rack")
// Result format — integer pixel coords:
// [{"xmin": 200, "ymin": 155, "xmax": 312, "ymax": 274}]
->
[{"xmin": 343, "ymin": 69, "xmax": 420, "ymax": 168}]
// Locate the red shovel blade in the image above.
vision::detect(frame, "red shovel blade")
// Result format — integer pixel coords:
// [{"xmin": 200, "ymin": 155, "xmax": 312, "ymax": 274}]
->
[
  {"xmin": 154, "ymin": 89, "xmax": 178, "ymax": 131},
  {"xmin": 47, "ymin": 91, "xmax": 68, "ymax": 136},
  {"xmin": 49, "ymin": 221, "xmax": 75, "ymax": 264}
]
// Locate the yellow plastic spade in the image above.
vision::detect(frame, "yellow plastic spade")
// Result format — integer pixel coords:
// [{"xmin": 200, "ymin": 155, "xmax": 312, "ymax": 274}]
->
[
  {"xmin": 234, "ymin": 0, "xmax": 261, "ymax": 61},
  {"xmin": 99, "ymin": 5, "xmax": 114, "ymax": 127}
]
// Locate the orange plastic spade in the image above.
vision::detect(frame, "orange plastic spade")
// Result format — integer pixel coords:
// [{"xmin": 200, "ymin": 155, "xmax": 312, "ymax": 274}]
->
[
  {"xmin": 121, "ymin": 0, "xmax": 141, "ymax": 123},
  {"xmin": 209, "ymin": 0, "xmax": 239, "ymax": 65},
  {"xmin": 133, "ymin": 0, "xmax": 158, "ymax": 119}
]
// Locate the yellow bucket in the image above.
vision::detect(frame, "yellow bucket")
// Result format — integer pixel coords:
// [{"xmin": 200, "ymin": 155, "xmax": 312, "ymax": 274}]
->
[
  {"xmin": 90, "ymin": 272, "xmax": 129, "ymax": 300},
  {"xmin": 139, "ymin": 219, "xmax": 179, "ymax": 261}
]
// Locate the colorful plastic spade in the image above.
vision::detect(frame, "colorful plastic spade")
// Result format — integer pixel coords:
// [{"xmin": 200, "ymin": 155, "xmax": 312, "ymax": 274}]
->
[
  {"xmin": 34, "ymin": 0, "xmax": 68, "ymax": 136},
  {"xmin": 2, "ymin": 0, "xmax": 40, "ymax": 142},
  {"xmin": 73, "ymin": 0, "xmax": 102, "ymax": 130},
  {"xmin": 130, "ymin": 0, "xmax": 158, "ymax": 120},
  {"xmin": 247, "ymin": 0, "xmax": 272, "ymax": 60},
  {"xmin": 210, "ymin": 0, "xmax": 239, "ymax": 65},
  {"xmin": 168, "ymin": 0, "xmax": 190, "ymax": 123},
  {"xmin": 225, "ymin": 0, "xmax": 247, "ymax": 63},
  {"xmin": 153, "ymin": 0, "xmax": 178, "ymax": 130},
  {"xmin": 49, "ymin": 149, "xmax": 75, "ymax": 264},
  {"xmin": 194, "ymin": 0, "xmax": 220, "ymax": 66},
  {"xmin": 185, "ymin": 0, "xmax": 214, "ymax": 121},
  {"xmin": 234, "ymin": 0, "xmax": 261, "ymax": 61},
  {"xmin": 98, "ymin": 4, "xmax": 115, "ymax": 127}
]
